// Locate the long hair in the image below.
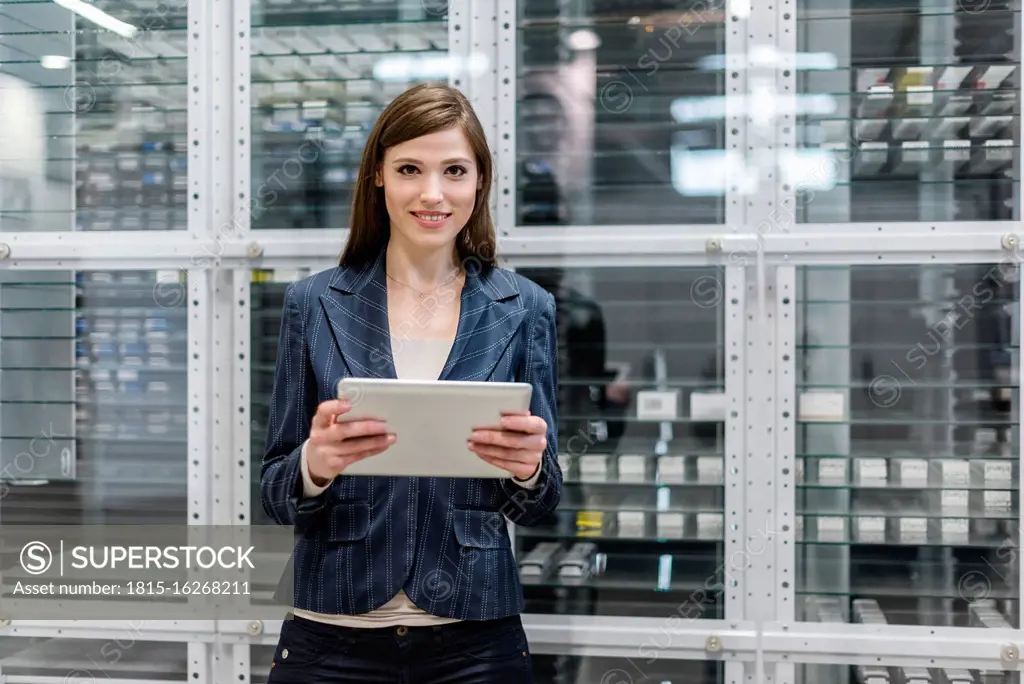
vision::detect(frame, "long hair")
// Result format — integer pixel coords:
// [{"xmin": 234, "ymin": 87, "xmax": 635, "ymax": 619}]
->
[{"xmin": 339, "ymin": 82, "xmax": 496, "ymax": 271}]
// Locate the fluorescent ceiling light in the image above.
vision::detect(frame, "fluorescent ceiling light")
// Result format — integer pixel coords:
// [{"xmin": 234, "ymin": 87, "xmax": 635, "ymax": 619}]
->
[
  {"xmin": 41, "ymin": 55, "xmax": 71, "ymax": 69},
  {"xmin": 52, "ymin": 0, "xmax": 137, "ymax": 38}
]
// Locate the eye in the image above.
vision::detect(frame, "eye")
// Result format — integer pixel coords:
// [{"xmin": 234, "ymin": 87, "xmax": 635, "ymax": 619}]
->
[
  {"xmin": 446, "ymin": 165, "xmax": 468, "ymax": 177},
  {"xmin": 397, "ymin": 164, "xmax": 418, "ymax": 175}
]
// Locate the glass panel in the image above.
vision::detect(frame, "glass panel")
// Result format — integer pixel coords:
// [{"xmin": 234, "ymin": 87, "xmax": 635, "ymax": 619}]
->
[
  {"xmin": 797, "ymin": 661, "xmax": 1020, "ymax": 684},
  {"xmin": 0, "ymin": 637, "xmax": 186, "ymax": 680},
  {"xmin": 0, "ymin": 270, "xmax": 189, "ymax": 525},
  {"xmin": 0, "ymin": 0, "xmax": 188, "ymax": 232},
  {"xmin": 516, "ymin": 266, "xmax": 725, "ymax": 618},
  {"xmin": 795, "ymin": 264, "xmax": 1020, "ymax": 628},
  {"xmin": 250, "ymin": 0, "xmax": 449, "ymax": 230},
  {"xmin": 795, "ymin": 0, "xmax": 1020, "ymax": 223},
  {"xmin": 250, "ymin": 646, "xmax": 726, "ymax": 683},
  {"xmin": 516, "ymin": 2, "xmax": 727, "ymax": 226},
  {"xmin": 249, "ymin": 266, "xmax": 726, "ymax": 618}
]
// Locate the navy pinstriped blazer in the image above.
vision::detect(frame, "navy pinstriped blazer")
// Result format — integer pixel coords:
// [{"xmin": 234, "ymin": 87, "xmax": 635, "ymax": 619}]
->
[{"xmin": 260, "ymin": 248, "xmax": 561, "ymax": 621}]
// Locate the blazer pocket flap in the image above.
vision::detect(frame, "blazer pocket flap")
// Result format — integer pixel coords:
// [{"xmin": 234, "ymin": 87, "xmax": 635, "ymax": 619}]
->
[
  {"xmin": 452, "ymin": 509, "xmax": 510, "ymax": 549},
  {"xmin": 327, "ymin": 502, "xmax": 371, "ymax": 542}
]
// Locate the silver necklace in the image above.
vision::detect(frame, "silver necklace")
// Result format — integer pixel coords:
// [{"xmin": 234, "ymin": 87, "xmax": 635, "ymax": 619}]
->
[{"xmin": 386, "ymin": 268, "xmax": 461, "ymax": 299}]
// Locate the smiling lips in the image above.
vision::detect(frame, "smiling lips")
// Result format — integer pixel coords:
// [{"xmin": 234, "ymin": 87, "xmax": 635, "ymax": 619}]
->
[{"xmin": 410, "ymin": 211, "xmax": 452, "ymax": 229}]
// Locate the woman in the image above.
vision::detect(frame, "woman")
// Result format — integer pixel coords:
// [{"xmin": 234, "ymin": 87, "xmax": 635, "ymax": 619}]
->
[{"xmin": 260, "ymin": 82, "xmax": 561, "ymax": 683}]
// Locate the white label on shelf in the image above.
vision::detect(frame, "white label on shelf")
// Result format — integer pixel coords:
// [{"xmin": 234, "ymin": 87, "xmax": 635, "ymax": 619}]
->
[
  {"xmin": 617, "ymin": 512, "xmax": 645, "ymax": 537},
  {"xmin": 857, "ymin": 517, "xmax": 886, "ymax": 542},
  {"xmin": 984, "ymin": 460, "xmax": 1012, "ymax": 483},
  {"xmin": 116, "ymin": 369, "xmax": 138, "ymax": 382},
  {"xmin": 899, "ymin": 459, "xmax": 928, "ymax": 484},
  {"xmin": 856, "ymin": 458, "xmax": 887, "ymax": 483},
  {"xmin": 985, "ymin": 490, "xmax": 1012, "ymax": 510},
  {"xmin": 636, "ymin": 390, "xmax": 680, "ymax": 421},
  {"xmin": 696, "ymin": 513, "xmax": 723, "ymax": 539},
  {"xmin": 617, "ymin": 455, "xmax": 647, "ymax": 483},
  {"xmin": 795, "ymin": 515, "xmax": 804, "ymax": 540},
  {"xmin": 657, "ymin": 456, "xmax": 685, "ymax": 484},
  {"xmin": 657, "ymin": 513, "xmax": 685, "ymax": 539},
  {"xmin": 796, "ymin": 459, "xmax": 804, "ymax": 483},
  {"xmin": 696, "ymin": 456, "xmax": 723, "ymax": 482},
  {"xmin": 155, "ymin": 269, "xmax": 180, "ymax": 283},
  {"xmin": 942, "ymin": 460, "xmax": 970, "ymax": 485},
  {"xmin": 797, "ymin": 391, "xmax": 845, "ymax": 421},
  {"xmin": 858, "ymin": 516, "xmax": 885, "ymax": 533},
  {"xmin": 579, "ymin": 455, "xmax": 608, "ymax": 482},
  {"xmin": 942, "ymin": 490, "xmax": 969, "ymax": 510},
  {"xmin": 817, "ymin": 518, "xmax": 846, "ymax": 542},
  {"xmin": 818, "ymin": 460, "xmax": 847, "ymax": 483},
  {"xmin": 689, "ymin": 391, "xmax": 726, "ymax": 421},
  {"xmin": 942, "ymin": 518, "xmax": 969, "ymax": 540},
  {"xmin": 900, "ymin": 517, "xmax": 928, "ymax": 542}
]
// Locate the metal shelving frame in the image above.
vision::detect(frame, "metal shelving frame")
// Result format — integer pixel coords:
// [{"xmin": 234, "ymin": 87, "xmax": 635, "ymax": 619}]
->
[{"xmin": 0, "ymin": 0, "xmax": 1022, "ymax": 682}]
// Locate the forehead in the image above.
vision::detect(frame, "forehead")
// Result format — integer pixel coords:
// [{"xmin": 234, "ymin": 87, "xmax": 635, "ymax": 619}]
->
[{"xmin": 384, "ymin": 127, "xmax": 475, "ymax": 163}]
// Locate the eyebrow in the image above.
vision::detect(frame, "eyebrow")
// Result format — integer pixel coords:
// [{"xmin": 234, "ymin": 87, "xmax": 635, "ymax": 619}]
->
[{"xmin": 391, "ymin": 157, "xmax": 474, "ymax": 166}]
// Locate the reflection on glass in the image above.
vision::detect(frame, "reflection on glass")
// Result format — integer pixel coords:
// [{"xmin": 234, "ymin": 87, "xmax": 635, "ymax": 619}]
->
[
  {"xmin": 0, "ymin": 0, "xmax": 188, "ymax": 231},
  {"xmin": 516, "ymin": 2, "xmax": 727, "ymax": 225},
  {"xmin": 0, "ymin": 270, "xmax": 188, "ymax": 525},
  {"xmin": 795, "ymin": 265, "xmax": 1020, "ymax": 629},
  {"xmin": 797, "ymin": 660, "xmax": 1020, "ymax": 684},
  {"xmin": 796, "ymin": 0, "xmax": 1020, "ymax": 222},
  {"xmin": 516, "ymin": 266, "xmax": 725, "ymax": 617},
  {"xmin": 250, "ymin": 0, "xmax": 448, "ymax": 230}
]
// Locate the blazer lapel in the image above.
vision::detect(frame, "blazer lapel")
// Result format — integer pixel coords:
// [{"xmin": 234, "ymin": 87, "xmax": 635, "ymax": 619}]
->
[
  {"xmin": 439, "ymin": 265, "xmax": 526, "ymax": 381},
  {"xmin": 319, "ymin": 251, "xmax": 397, "ymax": 379},
  {"xmin": 318, "ymin": 248, "xmax": 526, "ymax": 383}
]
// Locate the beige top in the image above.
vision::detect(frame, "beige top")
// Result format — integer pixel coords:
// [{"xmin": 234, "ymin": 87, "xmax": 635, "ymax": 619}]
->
[{"xmin": 295, "ymin": 337, "xmax": 541, "ymax": 628}]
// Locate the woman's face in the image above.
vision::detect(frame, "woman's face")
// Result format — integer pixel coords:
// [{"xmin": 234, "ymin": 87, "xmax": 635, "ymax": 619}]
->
[{"xmin": 376, "ymin": 127, "xmax": 481, "ymax": 255}]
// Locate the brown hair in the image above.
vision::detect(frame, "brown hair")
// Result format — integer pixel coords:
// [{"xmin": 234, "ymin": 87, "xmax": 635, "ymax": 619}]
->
[{"xmin": 339, "ymin": 82, "xmax": 496, "ymax": 271}]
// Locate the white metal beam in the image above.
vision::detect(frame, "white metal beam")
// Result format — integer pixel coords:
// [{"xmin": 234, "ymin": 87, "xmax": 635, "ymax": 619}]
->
[
  {"xmin": 0, "ymin": 224, "xmax": 1019, "ymax": 269},
  {"xmin": 760, "ymin": 623, "xmax": 1024, "ymax": 671},
  {"xmin": 0, "ymin": 620, "xmax": 217, "ymax": 641}
]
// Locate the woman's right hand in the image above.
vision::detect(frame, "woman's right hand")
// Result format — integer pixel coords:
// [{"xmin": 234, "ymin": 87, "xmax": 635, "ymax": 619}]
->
[{"xmin": 306, "ymin": 399, "xmax": 396, "ymax": 485}]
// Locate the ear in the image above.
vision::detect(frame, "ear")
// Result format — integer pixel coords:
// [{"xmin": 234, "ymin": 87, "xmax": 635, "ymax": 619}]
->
[{"xmin": 374, "ymin": 169, "xmax": 383, "ymax": 187}]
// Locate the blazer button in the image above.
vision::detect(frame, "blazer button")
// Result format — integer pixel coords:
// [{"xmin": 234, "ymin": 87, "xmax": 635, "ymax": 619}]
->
[
  {"xmin": 396, "ymin": 626, "xmax": 408, "ymax": 636},
  {"xmin": 281, "ymin": 649, "xmax": 289, "ymax": 659}
]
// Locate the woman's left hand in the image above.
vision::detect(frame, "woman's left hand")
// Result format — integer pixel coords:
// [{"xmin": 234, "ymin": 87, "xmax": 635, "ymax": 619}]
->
[{"xmin": 469, "ymin": 412, "xmax": 547, "ymax": 480}]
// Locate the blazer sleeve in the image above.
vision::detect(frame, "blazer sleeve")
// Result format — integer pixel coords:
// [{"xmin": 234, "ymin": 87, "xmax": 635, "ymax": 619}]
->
[
  {"xmin": 259, "ymin": 282, "xmax": 330, "ymax": 531},
  {"xmin": 501, "ymin": 288, "xmax": 562, "ymax": 526}
]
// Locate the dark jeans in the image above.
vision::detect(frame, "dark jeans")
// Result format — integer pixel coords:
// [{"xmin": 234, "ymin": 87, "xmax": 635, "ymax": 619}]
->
[{"xmin": 266, "ymin": 613, "xmax": 535, "ymax": 684}]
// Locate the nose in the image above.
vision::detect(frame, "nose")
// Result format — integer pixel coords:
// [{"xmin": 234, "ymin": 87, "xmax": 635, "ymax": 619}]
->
[{"xmin": 420, "ymin": 174, "xmax": 444, "ymax": 205}]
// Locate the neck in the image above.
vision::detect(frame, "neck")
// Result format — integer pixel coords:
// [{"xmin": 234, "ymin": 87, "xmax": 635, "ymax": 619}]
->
[{"xmin": 385, "ymin": 237, "xmax": 460, "ymax": 289}]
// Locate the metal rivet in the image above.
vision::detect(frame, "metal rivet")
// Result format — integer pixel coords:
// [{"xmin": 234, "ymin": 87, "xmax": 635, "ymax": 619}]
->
[{"xmin": 706, "ymin": 636, "xmax": 723, "ymax": 652}]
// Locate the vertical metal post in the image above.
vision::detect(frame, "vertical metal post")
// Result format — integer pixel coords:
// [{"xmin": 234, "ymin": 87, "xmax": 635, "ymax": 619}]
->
[
  {"xmin": 725, "ymin": 2, "xmax": 751, "ymax": 683},
  {"xmin": 495, "ymin": 1, "xmax": 517, "ymax": 235},
  {"xmin": 772, "ymin": 2, "xmax": 798, "ymax": 683}
]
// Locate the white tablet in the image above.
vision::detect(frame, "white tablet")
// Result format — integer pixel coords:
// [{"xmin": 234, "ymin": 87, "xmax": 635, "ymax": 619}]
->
[{"xmin": 335, "ymin": 377, "xmax": 534, "ymax": 478}]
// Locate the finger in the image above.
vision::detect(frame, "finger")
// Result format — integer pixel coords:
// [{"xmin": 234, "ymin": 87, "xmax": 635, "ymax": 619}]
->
[
  {"xmin": 339, "ymin": 432, "xmax": 396, "ymax": 454},
  {"xmin": 467, "ymin": 441, "xmax": 535, "ymax": 464},
  {"xmin": 499, "ymin": 414, "xmax": 546, "ymax": 434},
  {"xmin": 312, "ymin": 400, "xmax": 350, "ymax": 428},
  {"xmin": 469, "ymin": 429, "xmax": 545, "ymax": 451},
  {"xmin": 344, "ymin": 446, "xmax": 388, "ymax": 465},
  {"xmin": 331, "ymin": 419, "xmax": 390, "ymax": 441},
  {"xmin": 474, "ymin": 451, "xmax": 537, "ymax": 477}
]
